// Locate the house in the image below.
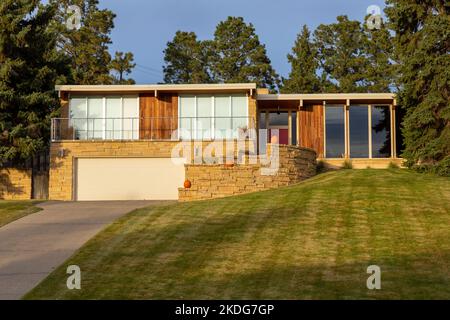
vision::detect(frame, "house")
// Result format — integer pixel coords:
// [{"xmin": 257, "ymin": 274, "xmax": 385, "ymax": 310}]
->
[{"xmin": 47, "ymin": 83, "xmax": 401, "ymax": 201}]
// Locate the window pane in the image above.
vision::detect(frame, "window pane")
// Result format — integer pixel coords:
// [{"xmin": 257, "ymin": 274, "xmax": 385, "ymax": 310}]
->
[
  {"xmin": 372, "ymin": 106, "xmax": 391, "ymax": 158},
  {"xmin": 70, "ymin": 98, "xmax": 87, "ymax": 140},
  {"xmin": 179, "ymin": 96, "xmax": 196, "ymax": 139},
  {"xmin": 87, "ymin": 98, "xmax": 103, "ymax": 139},
  {"xmin": 215, "ymin": 96, "xmax": 231, "ymax": 139},
  {"xmin": 106, "ymin": 97, "xmax": 121, "ymax": 139},
  {"xmin": 231, "ymin": 95, "xmax": 247, "ymax": 117},
  {"xmin": 197, "ymin": 96, "xmax": 212, "ymax": 139},
  {"xmin": 325, "ymin": 106, "xmax": 345, "ymax": 158},
  {"xmin": 350, "ymin": 106, "xmax": 369, "ymax": 158},
  {"xmin": 123, "ymin": 97, "xmax": 139, "ymax": 140}
]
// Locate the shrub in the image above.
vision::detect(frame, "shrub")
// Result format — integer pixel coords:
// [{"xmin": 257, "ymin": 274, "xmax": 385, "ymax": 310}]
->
[
  {"xmin": 388, "ymin": 161, "xmax": 400, "ymax": 169},
  {"xmin": 342, "ymin": 160, "xmax": 353, "ymax": 169}
]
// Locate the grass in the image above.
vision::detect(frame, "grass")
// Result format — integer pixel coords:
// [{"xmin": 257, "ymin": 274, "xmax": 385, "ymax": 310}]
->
[
  {"xmin": 0, "ymin": 201, "xmax": 41, "ymax": 228},
  {"xmin": 25, "ymin": 169, "xmax": 450, "ymax": 300}
]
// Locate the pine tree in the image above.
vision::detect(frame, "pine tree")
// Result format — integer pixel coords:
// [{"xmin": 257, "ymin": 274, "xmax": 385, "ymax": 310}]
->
[
  {"xmin": 385, "ymin": 0, "xmax": 450, "ymax": 175},
  {"xmin": 314, "ymin": 15, "xmax": 369, "ymax": 93},
  {"xmin": 363, "ymin": 17, "xmax": 396, "ymax": 93},
  {"xmin": 210, "ymin": 17, "xmax": 280, "ymax": 91},
  {"xmin": 163, "ymin": 31, "xmax": 211, "ymax": 84},
  {"xmin": 282, "ymin": 25, "xmax": 321, "ymax": 93},
  {"xmin": 110, "ymin": 51, "xmax": 136, "ymax": 84},
  {"xmin": 0, "ymin": 0, "xmax": 68, "ymax": 164},
  {"xmin": 50, "ymin": 0, "xmax": 117, "ymax": 84}
]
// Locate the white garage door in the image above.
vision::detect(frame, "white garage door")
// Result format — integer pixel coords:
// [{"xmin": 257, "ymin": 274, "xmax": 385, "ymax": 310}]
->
[{"xmin": 76, "ymin": 158, "xmax": 185, "ymax": 201}]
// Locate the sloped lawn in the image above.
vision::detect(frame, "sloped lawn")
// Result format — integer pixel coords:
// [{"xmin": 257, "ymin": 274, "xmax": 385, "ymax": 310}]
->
[
  {"xmin": 25, "ymin": 169, "xmax": 450, "ymax": 299},
  {"xmin": 0, "ymin": 201, "xmax": 41, "ymax": 228}
]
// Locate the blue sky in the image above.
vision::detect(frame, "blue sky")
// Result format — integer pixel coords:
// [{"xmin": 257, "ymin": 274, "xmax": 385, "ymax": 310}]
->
[{"xmin": 98, "ymin": 0, "xmax": 387, "ymax": 83}]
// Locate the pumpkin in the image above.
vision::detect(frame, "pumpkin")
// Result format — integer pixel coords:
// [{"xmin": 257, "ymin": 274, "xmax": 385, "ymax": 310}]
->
[
  {"xmin": 270, "ymin": 135, "xmax": 279, "ymax": 144},
  {"xmin": 184, "ymin": 179, "xmax": 192, "ymax": 189}
]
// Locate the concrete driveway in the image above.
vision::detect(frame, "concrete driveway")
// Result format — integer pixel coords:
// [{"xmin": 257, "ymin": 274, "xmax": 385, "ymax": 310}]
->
[{"xmin": 0, "ymin": 200, "xmax": 171, "ymax": 300}]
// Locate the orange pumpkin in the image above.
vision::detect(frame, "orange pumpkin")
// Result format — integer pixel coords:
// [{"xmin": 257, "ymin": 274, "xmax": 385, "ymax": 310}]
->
[
  {"xmin": 270, "ymin": 135, "xmax": 279, "ymax": 144},
  {"xmin": 184, "ymin": 179, "xmax": 192, "ymax": 189}
]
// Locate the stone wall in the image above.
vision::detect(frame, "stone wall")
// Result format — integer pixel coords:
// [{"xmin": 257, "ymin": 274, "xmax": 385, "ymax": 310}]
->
[
  {"xmin": 179, "ymin": 144, "xmax": 317, "ymax": 201},
  {"xmin": 0, "ymin": 168, "xmax": 32, "ymax": 200},
  {"xmin": 49, "ymin": 140, "xmax": 256, "ymax": 200}
]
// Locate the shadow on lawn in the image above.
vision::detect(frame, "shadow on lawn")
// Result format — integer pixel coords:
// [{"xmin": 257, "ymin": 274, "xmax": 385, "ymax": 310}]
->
[{"xmin": 27, "ymin": 196, "xmax": 450, "ymax": 300}]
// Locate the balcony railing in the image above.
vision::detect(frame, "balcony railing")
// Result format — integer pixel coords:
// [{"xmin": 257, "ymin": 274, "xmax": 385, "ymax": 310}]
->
[{"xmin": 51, "ymin": 117, "xmax": 254, "ymax": 141}]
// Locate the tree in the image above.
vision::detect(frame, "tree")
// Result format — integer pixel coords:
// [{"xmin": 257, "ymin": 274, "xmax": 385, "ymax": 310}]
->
[
  {"xmin": 110, "ymin": 51, "xmax": 136, "ymax": 84},
  {"xmin": 0, "ymin": 0, "xmax": 68, "ymax": 164},
  {"xmin": 210, "ymin": 17, "xmax": 280, "ymax": 91},
  {"xmin": 314, "ymin": 15, "xmax": 369, "ymax": 93},
  {"xmin": 363, "ymin": 17, "xmax": 396, "ymax": 93},
  {"xmin": 163, "ymin": 31, "xmax": 211, "ymax": 84},
  {"xmin": 282, "ymin": 25, "xmax": 321, "ymax": 93},
  {"xmin": 385, "ymin": 0, "xmax": 450, "ymax": 175},
  {"xmin": 50, "ymin": 0, "xmax": 120, "ymax": 84}
]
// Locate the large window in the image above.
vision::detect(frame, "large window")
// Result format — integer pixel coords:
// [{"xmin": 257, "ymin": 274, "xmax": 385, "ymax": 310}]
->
[
  {"xmin": 371, "ymin": 106, "xmax": 391, "ymax": 158},
  {"xmin": 69, "ymin": 96, "xmax": 139, "ymax": 140},
  {"xmin": 349, "ymin": 106, "xmax": 369, "ymax": 158},
  {"xmin": 325, "ymin": 105, "xmax": 345, "ymax": 158},
  {"xmin": 179, "ymin": 94, "xmax": 248, "ymax": 140}
]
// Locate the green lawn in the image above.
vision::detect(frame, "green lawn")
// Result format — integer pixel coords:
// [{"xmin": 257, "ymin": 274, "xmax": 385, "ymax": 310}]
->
[
  {"xmin": 25, "ymin": 169, "xmax": 450, "ymax": 299},
  {"xmin": 0, "ymin": 201, "xmax": 41, "ymax": 228}
]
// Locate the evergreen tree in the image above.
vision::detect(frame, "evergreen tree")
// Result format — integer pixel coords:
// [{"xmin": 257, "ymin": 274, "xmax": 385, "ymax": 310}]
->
[
  {"xmin": 385, "ymin": 0, "xmax": 450, "ymax": 175},
  {"xmin": 163, "ymin": 31, "xmax": 211, "ymax": 84},
  {"xmin": 50, "ymin": 0, "xmax": 118, "ymax": 84},
  {"xmin": 0, "ymin": 0, "xmax": 68, "ymax": 164},
  {"xmin": 314, "ymin": 15, "xmax": 369, "ymax": 93},
  {"xmin": 110, "ymin": 51, "xmax": 136, "ymax": 84},
  {"xmin": 363, "ymin": 17, "xmax": 396, "ymax": 92},
  {"xmin": 210, "ymin": 17, "xmax": 280, "ymax": 91},
  {"xmin": 282, "ymin": 25, "xmax": 321, "ymax": 93}
]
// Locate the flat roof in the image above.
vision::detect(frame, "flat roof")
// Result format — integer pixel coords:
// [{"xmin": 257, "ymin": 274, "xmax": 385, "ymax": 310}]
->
[
  {"xmin": 55, "ymin": 83, "xmax": 257, "ymax": 92},
  {"xmin": 257, "ymin": 93, "xmax": 395, "ymax": 101}
]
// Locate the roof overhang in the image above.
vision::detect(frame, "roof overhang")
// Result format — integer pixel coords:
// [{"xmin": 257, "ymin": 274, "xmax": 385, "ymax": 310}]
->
[
  {"xmin": 257, "ymin": 93, "xmax": 397, "ymax": 105},
  {"xmin": 55, "ymin": 83, "xmax": 257, "ymax": 94}
]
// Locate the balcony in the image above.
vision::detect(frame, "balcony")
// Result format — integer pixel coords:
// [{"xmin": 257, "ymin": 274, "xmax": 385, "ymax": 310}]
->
[{"xmin": 51, "ymin": 117, "xmax": 254, "ymax": 142}]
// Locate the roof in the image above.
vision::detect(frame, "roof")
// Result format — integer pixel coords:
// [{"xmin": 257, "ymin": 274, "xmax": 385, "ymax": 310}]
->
[
  {"xmin": 257, "ymin": 93, "xmax": 395, "ymax": 100},
  {"xmin": 55, "ymin": 83, "xmax": 257, "ymax": 92}
]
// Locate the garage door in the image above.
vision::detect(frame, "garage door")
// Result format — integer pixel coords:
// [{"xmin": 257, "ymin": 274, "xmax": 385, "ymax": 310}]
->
[{"xmin": 76, "ymin": 158, "xmax": 185, "ymax": 201}]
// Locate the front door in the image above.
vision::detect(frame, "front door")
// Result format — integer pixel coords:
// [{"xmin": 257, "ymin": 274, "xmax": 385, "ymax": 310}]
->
[{"xmin": 269, "ymin": 127, "xmax": 289, "ymax": 145}]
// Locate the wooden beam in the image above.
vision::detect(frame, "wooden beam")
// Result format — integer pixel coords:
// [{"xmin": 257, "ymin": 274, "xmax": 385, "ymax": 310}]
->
[
  {"xmin": 288, "ymin": 110, "xmax": 292, "ymax": 145},
  {"xmin": 368, "ymin": 105, "xmax": 372, "ymax": 159},
  {"xmin": 323, "ymin": 101, "xmax": 326, "ymax": 158}
]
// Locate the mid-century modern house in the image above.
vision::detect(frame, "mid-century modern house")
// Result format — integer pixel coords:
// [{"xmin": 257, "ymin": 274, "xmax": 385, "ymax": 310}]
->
[{"xmin": 42, "ymin": 83, "xmax": 402, "ymax": 202}]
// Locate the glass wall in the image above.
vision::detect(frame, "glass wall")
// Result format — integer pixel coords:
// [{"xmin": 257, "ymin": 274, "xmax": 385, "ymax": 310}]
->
[
  {"xmin": 325, "ymin": 105, "xmax": 345, "ymax": 158},
  {"xmin": 349, "ymin": 106, "xmax": 369, "ymax": 158},
  {"xmin": 179, "ymin": 94, "xmax": 248, "ymax": 140},
  {"xmin": 69, "ymin": 96, "xmax": 139, "ymax": 140},
  {"xmin": 371, "ymin": 106, "xmax": 391, "ymax": 158}
]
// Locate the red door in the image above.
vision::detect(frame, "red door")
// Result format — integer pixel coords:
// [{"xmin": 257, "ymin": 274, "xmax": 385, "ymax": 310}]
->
[{"xmin": 269, "ymin": 128, "xmax": 289, "ymax": 145}]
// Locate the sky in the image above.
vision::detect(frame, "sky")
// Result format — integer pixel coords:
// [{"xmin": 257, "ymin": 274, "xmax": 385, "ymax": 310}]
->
[{"xmin": 98, "ymin": 0, "xmax": 387, "ymax": 84}]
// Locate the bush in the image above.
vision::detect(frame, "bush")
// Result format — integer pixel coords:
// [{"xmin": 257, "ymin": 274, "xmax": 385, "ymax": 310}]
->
[
  {"xmin": 388, "ymin": 161, "xmax": 400, "ymax": 169},
  {"xmin": 316, "ymin": 160, "xmax": 327, "ymax": 173},
  {"xmin": 342, "ymin": 160, "xmax": 353, "ymax": 169}
]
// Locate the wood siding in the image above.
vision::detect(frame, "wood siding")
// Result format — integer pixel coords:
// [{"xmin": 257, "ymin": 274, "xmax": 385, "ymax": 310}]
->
[
  {"xmin": 139, "ymin": 93, "xmax": 178, "ymax": 140},
  {"xmin": 299, "ymin": 104, "xmax": 324, "ymax": 158}
]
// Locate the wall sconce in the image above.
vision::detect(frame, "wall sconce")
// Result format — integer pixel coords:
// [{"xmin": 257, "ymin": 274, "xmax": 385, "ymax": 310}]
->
[{"xmin": 58, "ymin": 149, "xmax": 66, "ymax": 158}]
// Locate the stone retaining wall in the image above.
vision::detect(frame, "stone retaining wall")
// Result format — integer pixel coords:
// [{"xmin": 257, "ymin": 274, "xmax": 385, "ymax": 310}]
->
[
  {"xmin": 0, "ymin": 168, "xmax": 32, "ymax": 200},
  {"xmin": 179, "ymin": 144, "xmax": 316, "ymax": 201}
]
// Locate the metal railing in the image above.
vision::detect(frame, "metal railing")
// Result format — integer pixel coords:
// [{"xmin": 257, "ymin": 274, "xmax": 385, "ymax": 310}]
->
[{"xmin": 51, "ymin": 117, "xmax": 254, "ymax": 141}]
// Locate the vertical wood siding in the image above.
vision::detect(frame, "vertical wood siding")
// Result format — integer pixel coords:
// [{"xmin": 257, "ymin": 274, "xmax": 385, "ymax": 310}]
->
[
  {"xmin": 139, "ymin": 93, "xmax": 178, "ymax": 140},
  {"xmin": 299, "ymin": 104, "xmax": 324, "ymax": 158}
]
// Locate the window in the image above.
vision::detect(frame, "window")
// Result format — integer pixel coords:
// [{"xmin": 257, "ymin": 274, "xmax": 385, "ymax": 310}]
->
[
  {"xmin": 69, "ymin": 96, "xmax": 139, "ymax": 140},
  {"xmin": 179, "ymin": 94, "xmax": 248, "ymax": 140},
  {"xmin": 371, "ymin": 106, "xmax": 391, "ymax": 158},
  {"xmin": 325, "ymin": 105, "xmax": 345, "ymax": 158},
  {"xmin": 349, "ymin": 106, "xmax": 369, "ymax": 158}
]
